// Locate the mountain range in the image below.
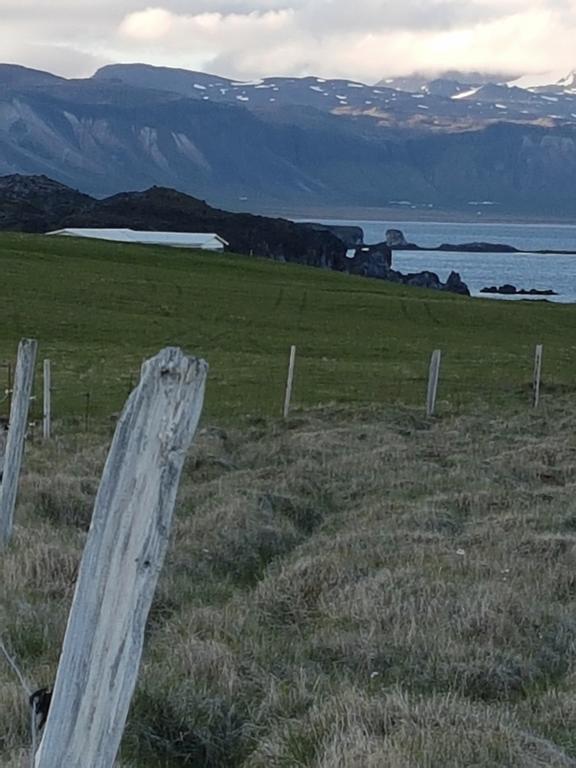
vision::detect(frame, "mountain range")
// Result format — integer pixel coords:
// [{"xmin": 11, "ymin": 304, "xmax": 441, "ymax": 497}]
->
[{"xmin": 2, "ymin": 62, "xmax": 576, "ymax": 216}]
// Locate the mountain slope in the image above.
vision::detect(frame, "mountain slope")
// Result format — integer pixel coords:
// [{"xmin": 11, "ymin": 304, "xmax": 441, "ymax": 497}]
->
[{"xmin": 2, "ymin": 63, "xmax": 576, "ymax": 214}]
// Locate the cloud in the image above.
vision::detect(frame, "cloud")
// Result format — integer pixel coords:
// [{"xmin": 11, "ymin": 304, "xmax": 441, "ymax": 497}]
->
[
  {"xmin": 119, "ymin": 7, "xmax": 175, "ymax": 40},
  {"xmin": 119, "ymin": 6, "xmax": 295, "ymax": 47},
  {"xmin": 1, "ymin": 0, "xmax": 576, "ymax": 81}
]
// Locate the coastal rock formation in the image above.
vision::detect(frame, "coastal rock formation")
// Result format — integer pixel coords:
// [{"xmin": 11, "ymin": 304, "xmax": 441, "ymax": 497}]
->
[
  {"xmin": 382, "ymin": 228, "xmax": 576, "ymax": 256},
  {"xmin": 385, "ymin": 229, "xmax": 522, "ymax": 254},
  {"xmin": 346, "ymin": 242, "xmax": 393, "ymax": 277},
  {"xmin": 481, "ymin": 285, "xmax": 558, "ymax": 296},
  {"xmin": 402, "ymin": 270, "xmax": 470, "ymax": 295},
  {"xmin": 438, "ymin": 242, "xmax": 518, "ymax": 253},
  {"xmin": 444, "ymin": 271, "xmax": 471, "ymax": 295},
  {"xmin": 344, "ymin": 243, "xmax": 470, "ymax": 295},
  {"xmin": 386, "ymin": 229, "xmax": 410, "ymax": 248},
  {"xmin": 302, "ymin": 223, "xmax": 364, "ymax": 248}
]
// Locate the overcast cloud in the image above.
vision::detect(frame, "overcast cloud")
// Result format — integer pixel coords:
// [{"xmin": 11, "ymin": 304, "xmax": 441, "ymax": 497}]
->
[{"xmin": 1, "ymin": 0, "xmax": 575, "ymax": 82}]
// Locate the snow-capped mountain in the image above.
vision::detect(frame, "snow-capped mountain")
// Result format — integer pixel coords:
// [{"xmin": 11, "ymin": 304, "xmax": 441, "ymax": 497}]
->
[{"xmin": 94, "ymin": 63, "xmax": 576, "ymax": 130}]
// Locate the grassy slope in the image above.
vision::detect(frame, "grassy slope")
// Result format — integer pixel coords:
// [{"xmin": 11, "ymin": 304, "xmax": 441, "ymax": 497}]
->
[
  {"xmin": 1, "ymin": 232, "xmax": 576, "ymax": 425},
  {"xmin": 4, "ymin": 403, "xmax": 576, "ymax": 766},
  {"xmin": 4, "ymin": 235, "xmax": 576, "ymax": 765}
]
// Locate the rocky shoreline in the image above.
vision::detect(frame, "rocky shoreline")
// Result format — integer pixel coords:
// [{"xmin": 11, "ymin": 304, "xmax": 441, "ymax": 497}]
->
[
  {"xmin": 341, "ymin": 242, "xmax": 470, "ymax": 295},
  {"xmin": 308, "ymin": 225, "xmax": 562, "ymax": 298}
]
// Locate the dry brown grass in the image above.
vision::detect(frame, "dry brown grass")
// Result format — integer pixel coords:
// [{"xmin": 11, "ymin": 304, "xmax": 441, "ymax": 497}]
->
[{"xmin": 3, "ymin": 400, "xmax": 576, "ymax": 765}]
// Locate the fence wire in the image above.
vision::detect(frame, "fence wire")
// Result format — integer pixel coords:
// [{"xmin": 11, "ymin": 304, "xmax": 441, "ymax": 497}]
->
[{"xmin": 1, "ymin": 345, "xmax": 574, "ymax": 431}]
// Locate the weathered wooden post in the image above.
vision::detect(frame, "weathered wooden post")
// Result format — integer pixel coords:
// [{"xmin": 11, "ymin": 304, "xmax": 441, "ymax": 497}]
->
[
  {"xmin": 283, "ymin": 345, "xmax": 297, "ymax": 418},
  {"xmin": 0, "ymin": 338, "xmax": 38, "ymax": 548},
  {"xmin": 34, "ymin": 347, "xmax": 208, "ymax": 768},
  {"xmin": 532, "ymin": 344, "xmax": 543, "ymax": 408},
  {"xmin": 43, "ymin": 359, "xmax": 52, "ymax": 440},
  {"xmin": 426, "ymin": 349, "xmax": 442, "ymax": 417}
]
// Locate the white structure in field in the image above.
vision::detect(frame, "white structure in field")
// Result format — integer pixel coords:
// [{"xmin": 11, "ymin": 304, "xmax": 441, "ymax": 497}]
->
[{"xmin": 47, "ymin": 228, "xmax": 229, "ymax": 251}]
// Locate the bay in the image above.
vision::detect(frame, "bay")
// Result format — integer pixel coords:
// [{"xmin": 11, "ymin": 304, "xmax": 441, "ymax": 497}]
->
[{"xmin": 299, "ymin": 219, "xmax": 576, "ymax": 302}]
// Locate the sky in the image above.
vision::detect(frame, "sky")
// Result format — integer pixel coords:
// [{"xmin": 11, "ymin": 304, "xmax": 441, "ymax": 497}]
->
[{"xmin": 1, "ymin": 0, "xmax": 575, "ymax": 83}]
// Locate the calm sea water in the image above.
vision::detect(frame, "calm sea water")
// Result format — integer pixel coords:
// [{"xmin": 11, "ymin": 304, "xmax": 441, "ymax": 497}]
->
[{"xmin": 300, "ymin": 219, "xmax": 576, "ymax": 303}]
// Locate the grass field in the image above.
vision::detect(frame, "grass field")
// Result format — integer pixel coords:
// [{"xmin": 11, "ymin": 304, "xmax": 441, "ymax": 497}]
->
[
  {"xmin": 4, "ymin": 401, "xmax": 576, "ymax": 765},
  {"xmin": 2, "ymin": 232, "xmax": 576, "ymax": 426},
  {"xmin": 5, "ymin": 233, "xmax": 576, "ymax": 765}
]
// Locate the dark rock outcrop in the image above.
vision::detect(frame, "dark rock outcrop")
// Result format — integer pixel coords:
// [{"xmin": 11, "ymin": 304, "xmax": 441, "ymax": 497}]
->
[
  {"xmin": 437, "ymin": 242, "xmax": 518, "ymax": 253},
  {"xmin": 385, "ymin": 229, "xmax": 521, "ymax": 254},
  {"xmin": 383, "ymin": 228, "xmax": 576, "ymax": 257},
  {"xmin": 0, "ymin": 175, "xmax": 92, "ymax": 232},
  {"xmin": 345, "ymin": 244, "xmax": 470, "ymax": 295},
  {"xmin": 444, "ymin": 271, "xmax": 471, "ymax": 295},
  {"xmin": 399, "ymin": 270, "xmax": 470, "ymax": 294},
  {"xmin": 302, "ymin": 223, "xmax": 364, "ymax": 248},
  {"xmin": 386, "ymin": 229, "xmax": 410, "ymax": 248},
  {"xmin": 481, "ymin": 284, "xmax": 558, "ymax": 295},
  {"xmin": 345, "ymin": 243, "xmax": 393, "ymax": 277}
]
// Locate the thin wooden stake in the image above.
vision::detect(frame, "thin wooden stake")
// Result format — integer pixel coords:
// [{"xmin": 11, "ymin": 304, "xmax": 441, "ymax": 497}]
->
[
  {"xmin": 83, "ymin": 392, "xmax": 90, "ymax": 433},
  {"xmin": 43, "ymin": 360, "xmax": 51, "ymax": 440},
  {"xmin": 0, "ymin": 339, "xmax": 38, "ymax": 548},
  {"xmin": 283, "ymin": 345, "xmax": 297, "ymax": 418},
  {"xmin": 426, "ymin": 349, "xmax": 442, "ymax": 417},
  {"xmin": 533, "ymin": 344, "xmax": 543, "ymax": 408},
  {"xmin": 34, "ymin": 347, "xmax": 208, "ymax": 768}
]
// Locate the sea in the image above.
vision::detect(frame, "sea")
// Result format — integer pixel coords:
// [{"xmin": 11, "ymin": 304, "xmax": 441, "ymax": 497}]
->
[{"xmin": 299, "ymin": 219, "xmax": 576, "ymax": 303}]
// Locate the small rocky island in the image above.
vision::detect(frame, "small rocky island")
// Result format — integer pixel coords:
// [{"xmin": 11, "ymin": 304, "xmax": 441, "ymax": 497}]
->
[
  {"xmin": 384, "ymin": 228, "xmax": 576, "ymax": 256},
  {"xmin": 480, "ymin": 285, "xmax": 558, "ymax": 296}
]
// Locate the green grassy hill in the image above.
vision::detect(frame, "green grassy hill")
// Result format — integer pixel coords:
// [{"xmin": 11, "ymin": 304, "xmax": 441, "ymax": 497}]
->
[{"xmin": 1, "ymin": 232, "xmax": 576, "ymax": 425}]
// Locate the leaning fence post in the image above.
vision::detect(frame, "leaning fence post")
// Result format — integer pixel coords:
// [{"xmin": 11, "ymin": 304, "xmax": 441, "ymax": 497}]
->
[
  {"xmin": 283, "ymin": 345, "xmax": 297, "ymax": 418},
  {"xmin": 533, "ymin": 344, "xmax": 543, "ymax": 408},
  {"xmin": 34, "ymin": 347, "xmax": 208, "ymax": 768},
  {"xmin": 0, "ymin": 338, "xmax": 38, "ymax": 548},
  {"xmin": 43, "ymin": 359, "xmax": 52, "ymax": 440},
  {"xmin": 426, "ymin": 349, "xmax": 442, "ymax": 417}
]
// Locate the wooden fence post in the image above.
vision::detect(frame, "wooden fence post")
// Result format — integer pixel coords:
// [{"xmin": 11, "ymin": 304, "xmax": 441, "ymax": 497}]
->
[
  {"xmin": 43, "ymin": 359, "xmax": 52, "ymax": 440},
  {"xmin": 283, "ymin": 345, "xmax": 297, "ymax": 418},
  {"xmin": 34, "ymin": 347, "xmax": 208, "ymax": 768},
  {"xmin": 426, "ymin": 349, "xmax": 442, "ymax": 417},
  {"xmin": 533, "ymin": 344, "xmax": 543, "ymax": 408},
  {"xmin": 0, "ymin": 338, "xmax": 38, "ymax": 548}
]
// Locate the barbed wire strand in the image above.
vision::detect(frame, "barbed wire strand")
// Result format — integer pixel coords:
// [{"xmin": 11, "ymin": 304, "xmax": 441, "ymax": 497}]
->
[{"xmin": 0, "ymin": 637, "xmax": 38, "ymax": 767}]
